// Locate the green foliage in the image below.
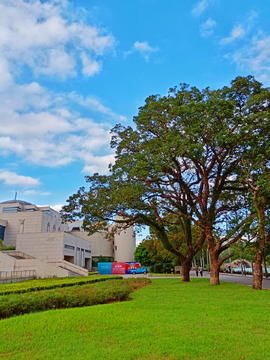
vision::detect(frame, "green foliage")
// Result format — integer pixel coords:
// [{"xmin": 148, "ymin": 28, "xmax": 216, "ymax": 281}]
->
[
  {"xmin": 153, "ymin": 263, "xmax": 163, "ymax": 273},
  {"xmin": 0, "ymin": 275, "xmax": 122, "ymax": 296},
  {"xmin": 162, "ymin": 263, "xmax": 173, "ymax": 274},
  {"xmin": 0, "ymin": 278, "xmax": 151, "ymax": 320},
  {"xmin": 134, "ymin": 243, "xmax": 152, "ymax": 266},
  {"xmin": 97, "ymin": 255, "xmax": 114, "ymax": 263},
  {"xmin": 0, "ymin": 239, "xmax": 16, "ymax": 251},
  {"xmin": 61, "ymin": 76, "xmax": 270, "ymax": 284},
  {"xmin": 141, "ymin": 235, "xmax": 177, "ymax": 265}
]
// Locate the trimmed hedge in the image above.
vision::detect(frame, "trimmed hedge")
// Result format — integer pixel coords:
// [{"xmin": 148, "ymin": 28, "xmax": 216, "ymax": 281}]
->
[
  {"xmin": 0, "ymin": 275, "xmax": 122, "ymax": 296},
  {"xmin": 0, "ymin": 278, "xmax": 151, "ymax": 319}
]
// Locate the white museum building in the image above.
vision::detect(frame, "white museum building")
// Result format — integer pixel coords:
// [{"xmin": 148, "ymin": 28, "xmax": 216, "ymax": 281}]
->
[{"xmin": 0, "ymin": 199, "xmax": 136, "ymax": 278}]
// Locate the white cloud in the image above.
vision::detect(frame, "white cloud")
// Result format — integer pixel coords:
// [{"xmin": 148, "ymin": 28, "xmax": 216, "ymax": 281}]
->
[
  {"xmin": 231, "ymin": 36, "xmax": 270, "ymax": 84},
  {"xmin": 133, "ymin": 41, "xmax": 156, "ymax": 52},
  {"xmin": 69, "ymin": 92, "xmax": 127, "ymax": 121},
  {"xmin": 51, "ymin": 204, "xmax": 63, "ymax": 212},
  {"xmin": 81, "ymin": 52, "xmax": 101, "ymax": 77},
  {"xmin": 200, "ymin": 18, "xmax": 217, "ymax": 37},
  {"xmin": 0, "ymin": 109, "xmax": 114, "ymax": 169},
  {"xmin": 82, "ymin": 154, "xmax": 115, "ymax": 174},
  {"xmin": 0, "ymin": 171, "xmax": 40, "ymax": 187},
  {"xmin": 0, "ymin": 0, "xmax": 114, "ymax": 79},
  {"xmin": 221, "ymin": 26, "xmax": 245, "ymax": 44},
  {"xmin": 0, "ymin": 0, "xmax": 122, "ymax": 174},
  {"xmin": 192, "ymin": 0, "xmax": 214, "ymax": 17},
  {"xmin": 125, "ymin": 41, "xmax": 158, "ymax": 61}
]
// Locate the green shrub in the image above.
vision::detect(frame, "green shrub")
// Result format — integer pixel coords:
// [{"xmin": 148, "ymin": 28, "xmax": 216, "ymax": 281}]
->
[
  {"xmin": 0, "ymin": 275, "xmax": 122, "ymax": 296},
  {"xmin": 0, "ymin": 278, "xmax": 151, "ymax": 319},
  {"xmin": 153, "ymin": 263, "xmax": 163, "ymax": 273},
  {"xmin": 162, "ymin": 263, "xmax": 173, "ymax": 274}
]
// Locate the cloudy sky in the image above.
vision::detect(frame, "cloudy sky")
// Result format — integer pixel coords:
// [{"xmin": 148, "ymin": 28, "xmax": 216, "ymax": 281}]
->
[{"xmin": 0, "ymin": 0, "xmax": 269, "ymax": 240}]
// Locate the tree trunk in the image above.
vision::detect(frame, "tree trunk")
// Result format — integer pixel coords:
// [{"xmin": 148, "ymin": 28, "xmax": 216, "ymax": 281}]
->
[
  {"xmin": 263, "ymin": 252, "xmax": 268, "ymax": 278},
  {"xmin": 252, "ymin": 196, "xmax": 266, "ymax": 290},
  {"xmin": 181, "ymin": 258, "xmax": 190, "ymax": 282},
  {"xmin": 253, "ymin": 250, "xmax": 263, "ymax": 289},
  {"xmin": 209, "ymin": 248, "xmax": 220, "ymax": 285},
  {"xmin": 205, "ymin": 226, "xmax": 221, "ymax": 285}
]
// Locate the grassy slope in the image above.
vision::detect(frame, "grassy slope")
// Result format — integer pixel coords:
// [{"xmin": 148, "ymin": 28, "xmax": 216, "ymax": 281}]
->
[{"xmin": 0, "ymin": 278, "xmax": 269, "ymax": 360}]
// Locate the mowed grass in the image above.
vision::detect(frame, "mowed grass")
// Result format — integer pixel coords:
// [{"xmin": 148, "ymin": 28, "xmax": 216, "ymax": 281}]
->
[{"xmin": 0, "ymin": 278, "xmax": 270, "ymax": 360}]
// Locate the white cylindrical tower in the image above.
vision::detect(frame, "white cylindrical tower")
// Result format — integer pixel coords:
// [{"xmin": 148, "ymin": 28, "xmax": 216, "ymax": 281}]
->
[{"xmin": 114, "ymin": 224, "xmax": 136, "ymax": 262}]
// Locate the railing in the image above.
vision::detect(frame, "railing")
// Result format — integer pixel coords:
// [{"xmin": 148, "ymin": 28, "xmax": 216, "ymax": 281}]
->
[{"xmin": 0, "ymin": 270, "xmax": 36, "ymax": 279}]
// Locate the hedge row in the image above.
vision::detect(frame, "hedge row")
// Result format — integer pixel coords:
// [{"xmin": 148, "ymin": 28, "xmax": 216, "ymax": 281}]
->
[
  {"xmin": 0, "ymin": 275, "xmax": 122, "ymax": 296},
  {"xmin": 0, "ymin": 278, "xmax": 151, "ymax": 319}
]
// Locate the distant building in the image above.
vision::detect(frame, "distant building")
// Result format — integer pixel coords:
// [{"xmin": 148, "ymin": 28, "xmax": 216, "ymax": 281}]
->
[
  {"xmin": 0, "ymin": 199, "xmax": 91, "ymax": 276},
  {"xmin": 68, "ymin": 220, "xmax": 136, "ymax": 263},
  {"xmin": 0, "ymin": 199, "xmax": 136, "ymax": 277}
]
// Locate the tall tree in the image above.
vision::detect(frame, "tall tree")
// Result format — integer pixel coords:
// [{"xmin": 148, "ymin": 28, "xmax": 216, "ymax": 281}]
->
[
  {"xmin": 62, "ymin": 76, "xmax": 269, "ymax": 285},
  {"xmin": 239, "ymin": 109, "xmax": 270, "ymax": 289},
  {"xmin": 134, "ymin": 242, "xmax": 152, "ymax": 266}
]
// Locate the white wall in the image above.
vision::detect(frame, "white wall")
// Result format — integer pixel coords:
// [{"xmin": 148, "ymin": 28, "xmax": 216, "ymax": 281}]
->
[
  {"xmin": 16, "ymin": 232, "xmax": 91, "ymax": 267},
  {"xmin": 114, "ymin": 226, "xmax": 136, "ymax": 262},
  {"xmin": 70, "ymin": 230, "xmax": 113, "ymax": 258}
]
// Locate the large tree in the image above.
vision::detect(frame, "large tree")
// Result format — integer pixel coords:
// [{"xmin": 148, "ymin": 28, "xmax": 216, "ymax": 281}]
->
[
  {"xmin": 62, "ymin": 76, "xmax": 270, "ymax": 285},
  {"xmin": 239, "ymin": 113, "xmax": 270, "ymax": 289}
]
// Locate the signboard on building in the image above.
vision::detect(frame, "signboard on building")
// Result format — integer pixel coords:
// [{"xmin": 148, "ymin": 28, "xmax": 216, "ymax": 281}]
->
[
  {"xmin": 112, "ymin": 262, "xmax": 126, "ymax": 274},
  {"xmin": 125, "ymin": 262, "xmax": 140, "ymax": 274},
  {"xmin": 98, "ymin": 262, "xmax": 112, "ymax": 275}
]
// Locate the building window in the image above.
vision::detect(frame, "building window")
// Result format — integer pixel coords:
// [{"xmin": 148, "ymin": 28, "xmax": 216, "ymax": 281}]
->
[
  {"xmin": 77, "ymin": 247, "xmax": 80, "ymax": 251},
  {"xmin": 42, "ymin": 210, "xmax": 53, "ymax": 216},
  {"xmin": 115, "ymin": 246, "xmax": 117, "ymax": 250},
  {"xmin": 72, "ymin": 227, "xmax": 80, "ymax": 231},
  {"xmin": 53, "ymin": 225, "xmax": 56, "ymax": 232},
  {"xmin": 81, "ymin": 249, "xmax": 84, "ymax": 252},
  {"xmin": 85, "ymin": 249, "xmax": 91, "ymax": 253},
  {"xmin": 47, "ymin": 223, "xmax": 50, "ymax": 232},
  {"xmin": 2, "ymin": 207, "xmax": 21, "ymax": 213},
  {"xmin": 64, "ymin": 244, "xmax": 75, "ymax": 250}
]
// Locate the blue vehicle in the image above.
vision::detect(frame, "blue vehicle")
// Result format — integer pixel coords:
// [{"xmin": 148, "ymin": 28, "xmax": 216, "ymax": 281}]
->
[{"xmin": 132, "ymin": 267, "xmax": 148, "ymax": 274}]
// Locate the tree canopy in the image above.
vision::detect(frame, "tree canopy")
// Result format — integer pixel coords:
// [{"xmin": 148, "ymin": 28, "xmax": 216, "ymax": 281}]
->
[{"xmin": 62, "ymin": 76, "xmax": 270, "ymax": 287}]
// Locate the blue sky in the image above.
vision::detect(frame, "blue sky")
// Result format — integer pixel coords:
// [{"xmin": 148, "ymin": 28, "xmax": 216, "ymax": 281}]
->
[{"xmin": 0, "ymin": 0, "xmax": 270, "ymax": 242}]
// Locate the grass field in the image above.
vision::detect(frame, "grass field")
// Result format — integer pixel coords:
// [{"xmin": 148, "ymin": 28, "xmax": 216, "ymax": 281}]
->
[{"xmin": 0, "ymin": 278, "xmax": 269, "ymax": 360}]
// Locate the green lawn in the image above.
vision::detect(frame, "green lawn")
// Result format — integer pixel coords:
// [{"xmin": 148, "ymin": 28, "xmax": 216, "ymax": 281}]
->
[{"xmin": 0, "ymin": 278, "xmax": 269, "ymax": 360}]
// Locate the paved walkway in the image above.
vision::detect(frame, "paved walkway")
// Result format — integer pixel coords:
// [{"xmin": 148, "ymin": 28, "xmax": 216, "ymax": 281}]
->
[{"xmin": 148, "ymin": 271, "xmax": 270, "ymax": 290}]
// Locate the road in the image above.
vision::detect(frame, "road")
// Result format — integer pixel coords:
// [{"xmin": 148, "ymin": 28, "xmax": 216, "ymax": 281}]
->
[{"xmin": 122, "ymin": 271, "xmax": 270, "ymax": 290}]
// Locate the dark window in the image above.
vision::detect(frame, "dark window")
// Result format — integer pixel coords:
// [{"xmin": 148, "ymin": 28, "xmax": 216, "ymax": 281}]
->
[{"xmin": 64, "ymin": 244, "xmax": 75, "ymax": 250}]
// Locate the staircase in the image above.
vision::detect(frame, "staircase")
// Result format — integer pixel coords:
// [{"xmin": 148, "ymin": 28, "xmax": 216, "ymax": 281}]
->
[{"xmin": 49, "ymin": 260, "xmax": 88, "ymax": 277}]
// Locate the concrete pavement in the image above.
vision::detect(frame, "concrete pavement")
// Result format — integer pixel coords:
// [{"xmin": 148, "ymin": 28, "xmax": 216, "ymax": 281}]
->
[{"xmin": 123, "ymin": 271, "xmax": 270, "ymax": 290}]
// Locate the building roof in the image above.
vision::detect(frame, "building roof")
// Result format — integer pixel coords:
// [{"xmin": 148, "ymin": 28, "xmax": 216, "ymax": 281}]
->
[{"xmin": 0, "ymin": 200, "xmax": 33, "ymax": 206}]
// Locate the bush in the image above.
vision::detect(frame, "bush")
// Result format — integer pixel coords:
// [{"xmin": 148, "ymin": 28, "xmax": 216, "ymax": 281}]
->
[
  {"xmin": 153, "ymin": 263, "xmax": 163, "ymax": 273},
  {"xmin": 0, "ymin": 275, "xmax": 122, "ymax": 296},
  {"xmin": 0, "ymin": 278, "xmax": 151, "ymax": 320},
  {"xmin": 162, "ymin": 263, "xmax": 172, "ymax": 274}
]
